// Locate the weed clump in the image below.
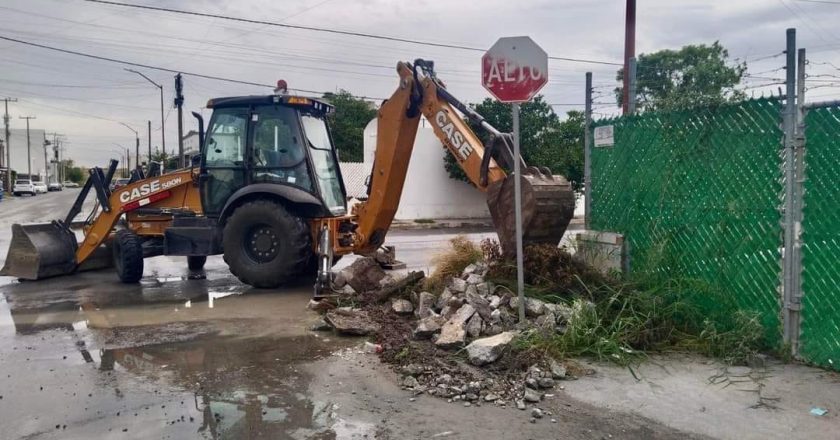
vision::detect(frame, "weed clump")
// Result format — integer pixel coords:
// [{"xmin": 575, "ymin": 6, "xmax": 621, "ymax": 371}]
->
[{"xmin": 425, "ymin": 236, "xmax": 483, "ymax": 292}]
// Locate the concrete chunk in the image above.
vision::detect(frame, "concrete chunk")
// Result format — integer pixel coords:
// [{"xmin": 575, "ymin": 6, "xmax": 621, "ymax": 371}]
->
[
  {"xmin": 464, "ymin": 331, "xmax": 517, "ymax": 366},
  {"xmin": 435, "ymin": 304, "xmax": 475, "ymax": 349}
]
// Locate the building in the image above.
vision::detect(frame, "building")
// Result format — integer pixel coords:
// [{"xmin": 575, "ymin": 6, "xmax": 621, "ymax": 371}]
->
[
  {"xmin": 8, "ymin": 128, "xmax": 48, "ymax": 181},
  {"xmin": 182, "ymin": 130, "xmax": 200, "ymax": 162},
  {"xmin": 341, "ymin": 118, "xmax": 490, "ymax": 220}
]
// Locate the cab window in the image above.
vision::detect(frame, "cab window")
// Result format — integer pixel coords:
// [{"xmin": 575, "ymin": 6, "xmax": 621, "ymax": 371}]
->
[
  {"xmin": 250, "ymin": 106, "xmax": 312, "ymax": 191},
  {"xmin": 205, "ymin": 108, "xmax": 246, "ymax": 166}
]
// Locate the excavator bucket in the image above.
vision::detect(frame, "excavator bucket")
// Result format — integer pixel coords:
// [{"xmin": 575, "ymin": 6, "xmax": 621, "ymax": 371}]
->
[
  {"xmin": 486, "ymin": 167, "xmax": 576, "ymax": 256},
  {"xmin": 0, "ymin": 222, "xmax": 78, "ymax": 280}
]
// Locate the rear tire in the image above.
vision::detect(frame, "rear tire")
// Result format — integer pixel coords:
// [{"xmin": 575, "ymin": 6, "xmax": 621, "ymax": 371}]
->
[
  {"xmin": 187, "ymin": 256, "xmax": 207, "ymax": 270},
  {"xmin": 113, "ymin": 230, "xmax": 144, "ymax": 283},
  {"xmin": 222, "ymin": 200, "xmax": 310, "ymax": 288}
]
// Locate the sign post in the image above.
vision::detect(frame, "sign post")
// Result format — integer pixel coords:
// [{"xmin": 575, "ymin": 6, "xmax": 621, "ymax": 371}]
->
[{"xmin": 481, "ymin": 36, "xmax": 548, "ymax": 323}]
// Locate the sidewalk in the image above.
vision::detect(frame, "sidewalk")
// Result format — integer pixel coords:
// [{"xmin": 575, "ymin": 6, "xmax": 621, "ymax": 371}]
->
[
  {"xmin": 391, "ymin": 216, "xmax": 584, "ymax": 230},
  {"xmin": 564, "ymin": 354, "xmax": 840, "ymax": 440}
]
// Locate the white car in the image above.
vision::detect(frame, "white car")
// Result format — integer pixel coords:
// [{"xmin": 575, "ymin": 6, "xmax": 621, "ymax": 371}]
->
[
  {"xmin": 48, "ymin": 182, "xmax": 63, "ymax": 192},
  {"xmin": 13, "ymin": 179, "xmax": 36, "ymax": 196},
  {"xmin": 33, "ymin": 181, "xmax": 48, "ymax": 194},
  {"xmin": 63, "ymin": 181, "xmax": 79, "ymax": 188}
]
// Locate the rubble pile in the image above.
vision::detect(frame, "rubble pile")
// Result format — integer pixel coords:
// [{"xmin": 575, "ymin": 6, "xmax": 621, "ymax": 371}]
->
[{"xmin": 310, "ymin": 256, "xmax": 583, "ymax": 413}]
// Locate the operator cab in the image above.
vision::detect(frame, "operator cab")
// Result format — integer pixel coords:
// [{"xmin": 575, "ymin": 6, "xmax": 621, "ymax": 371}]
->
[{"xmin": 200, "ymin": 91, "xmax": 347, "ymax": 218}]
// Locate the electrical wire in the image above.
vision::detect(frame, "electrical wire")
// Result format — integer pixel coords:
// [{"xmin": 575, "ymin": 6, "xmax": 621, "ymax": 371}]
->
[{"xmin": 83, "ymin": 0, "xmax": 622, "ymax": 66}]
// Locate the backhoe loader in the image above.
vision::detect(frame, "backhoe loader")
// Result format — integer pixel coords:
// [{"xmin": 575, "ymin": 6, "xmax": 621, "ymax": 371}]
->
[{"xmin": 1, "ymin": 60, "xmax": 575, "ymax": 293}]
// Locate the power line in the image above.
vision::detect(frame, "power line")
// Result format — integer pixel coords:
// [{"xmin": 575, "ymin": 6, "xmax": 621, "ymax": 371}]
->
[
  {"xmin": 793, "ymin": 0, "xmax": 840, "ymax": 4},
  {"xmin": 83, "ymin": 0, "xmax": 622, "ymax": 66},
  {"xmin": 0, "ymin": 34, "xmax": 280, "ymax": 88}
]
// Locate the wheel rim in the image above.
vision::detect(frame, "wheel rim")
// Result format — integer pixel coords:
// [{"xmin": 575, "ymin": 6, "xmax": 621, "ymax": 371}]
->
[{"xmin": 243, "ymin": 224, "xmax": 280, "ymax": 263}]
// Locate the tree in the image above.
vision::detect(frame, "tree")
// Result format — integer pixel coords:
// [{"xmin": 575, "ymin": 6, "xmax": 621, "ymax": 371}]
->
[
  {"xmin": 615, "ymin": 41, "xmax": 746, "ymax": 112},
  {"xmin": 444, "ymin": 95, "xmax": 584, "ymax": 191},
  {"xmin": 323, "ymin": 90, "xmax": 377, "ymax": 162},
  {"xmin": 59, "ymin": 159, "xmax": 86, "ymax": 184},
  {"xmin": 151, "ymin": 148, "xmax": 178, "ymax": 171}
]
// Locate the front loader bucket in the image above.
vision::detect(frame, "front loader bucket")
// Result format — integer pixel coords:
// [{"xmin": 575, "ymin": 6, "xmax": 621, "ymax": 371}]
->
[
  {"xmin": 0, "ymin": 222, "xmax": 78, "ymax": 280},
  {"xmin": 487, "ymin": 168, "xmax": 576, "ymax": 256}
]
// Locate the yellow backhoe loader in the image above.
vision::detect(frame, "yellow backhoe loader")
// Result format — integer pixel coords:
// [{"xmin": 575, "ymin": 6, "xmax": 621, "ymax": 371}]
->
[{"xmin": 1, "ymin": 60, "xmax": 575, "ymax": 294}]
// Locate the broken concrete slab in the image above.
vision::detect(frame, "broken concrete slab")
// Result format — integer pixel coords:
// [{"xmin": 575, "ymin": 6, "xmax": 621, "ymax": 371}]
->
[
  {"xmin": 549, "ymin": 359, "xmax": 567, "ymax": 380},
  {"xmin": 509, "ymin": 296, "xmax": 547, "ymax": 317},
  {"xmin": 415, "ymin": 291, "xmax": 436, "ymax": 318},
  {"xmin": 413, "ymin": 314, "xmax": 443, "ymax": 339},
  {"xmin": 523, "ymin": 388, "xmax": 542, "ymax": 403},
  {"xmin": 466, "ymin": 289, "xmax": 494, "ymax": 321},
  {"xmin": 435, "ymin": 288, "xmax": 453, "ymax": 311},
  {"xmin": 324, "ymin": 309, "xmax": 379, "ymax": 336},
  {"xmin": 392, "ymin": 299, "xmax": 414, "ymax": 314},
  {"xmin": 466, "ymin": 313, "xmax": 483, "ymax": 339},
  {"xmin": 465, "ymin": 273, "xmax": 484, "ymax": 285},
  {"xmin": 464, "ymin": 331, "xmax": 517, "ymax": 366},
  {"xmin": 341, "ymin": 257, "xmax": 386, "ymax": 293},
  {"xmin": 448, "ymin": 277, "xmax": 467, "ymax": 294},
  {"xmin": 435, "ymin": 304, "xmax": 476, "ymax": 349}
]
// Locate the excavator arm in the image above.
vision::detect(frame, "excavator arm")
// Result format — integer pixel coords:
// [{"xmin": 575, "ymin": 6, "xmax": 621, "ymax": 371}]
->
[{"xmin": 351, "ymin": 60, "xmax": 575, "ymax": 256}]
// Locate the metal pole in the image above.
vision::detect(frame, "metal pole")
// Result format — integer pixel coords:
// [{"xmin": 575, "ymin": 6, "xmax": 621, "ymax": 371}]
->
[
  {"xmin": 628, "ymin": 57, "xmax": 637, "ymax": 114},
  {"xmin": 512, "ymin": 103, "xmax": 526, "ymax": 323},
  {"xmin": 19, "ymin": 116, "xmax": 35, "ymax": 179},
  {"xmin": 622, "ymin": 0, "xmax": 636, "ymax": 115},
  {"xmin": 159, "ymin": 85, "xmax": 166, "ymax": 160},
  {"xmin": 45, "ymin": 134, "xmax": 51, "ymax": 183},
  {"xmin": 789, "ymin": 46, "xmax": 807, "ymax": 357},
  {"xmin": 175, "ymin": 73, "xmax": 184, "ymax": 169},
  {"xmin": 782, "ymin": 28, "xmax": 797, "ymax": 347},
  {"xmin": 4, "ymin": 98, "xmax": 17, "ymax": 191},
  {"xmin": 135, "ymin": 134, "xmax": 140, "ymax": 172},
  {"xmin": 147, "ymin": 120, "xmax": 152, "ymax": 166},
  {"xmin": 584, "ymin": 72, "xmax": 593, "ymax": 230}
]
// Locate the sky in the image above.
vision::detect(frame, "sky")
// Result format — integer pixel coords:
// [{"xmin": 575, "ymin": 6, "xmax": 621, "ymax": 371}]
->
[{"xmin": 0, "ymin": 0, "xmax": 839, "ymax": 167}]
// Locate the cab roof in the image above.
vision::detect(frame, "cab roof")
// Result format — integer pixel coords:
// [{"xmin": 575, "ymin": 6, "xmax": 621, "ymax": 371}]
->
[{"xmin": 206, "ymin": 95, "xmax": 333, "ymax": 114}]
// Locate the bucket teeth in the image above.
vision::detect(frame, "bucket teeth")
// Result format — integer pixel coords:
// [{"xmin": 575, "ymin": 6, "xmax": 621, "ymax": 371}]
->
[
  {"xmin": 486, "ymin": 172, "xmax": 576, "ymax": 255},
  {"xmin": 0, "ymin": 221, "xmax": 78, "ymax": 280}
]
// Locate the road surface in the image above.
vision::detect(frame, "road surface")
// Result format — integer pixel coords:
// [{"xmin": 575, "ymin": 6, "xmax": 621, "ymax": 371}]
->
[{"xmin": 0, "ymin": 191, "xmax": 694, "ymax": 439}]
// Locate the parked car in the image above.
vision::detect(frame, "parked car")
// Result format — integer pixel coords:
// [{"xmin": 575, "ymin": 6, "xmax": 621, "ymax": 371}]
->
[
  {"xmin": 63, "ymin": 181, "xmax": 79, "ymax": 188},
  {"xmin": 48, "ymin": 182, "xmax": 63, "ymax": 192},
  {"xmin": 13, "ymin": 179, "xmax": 36, "ymax": 196},
  {"xmin": 33, "ymin": 181, "xmax": 48, "ymax": 194},
  {"xmin": 110, "ymin": 178, "xmax": 131, "ymax": 191}
]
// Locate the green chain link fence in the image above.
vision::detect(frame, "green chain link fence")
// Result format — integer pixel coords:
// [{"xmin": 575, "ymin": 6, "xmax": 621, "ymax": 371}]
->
[
  {"xmin": 590, "ymin": 98, "xmax": 784, "ymax": 346},
  {"xmin": 800, "ymin": 105, "xmax": 840, "ymax": 369}
]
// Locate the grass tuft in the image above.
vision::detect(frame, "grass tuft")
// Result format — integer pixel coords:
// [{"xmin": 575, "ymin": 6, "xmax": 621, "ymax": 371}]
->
[{"xmin": 425, "ymin": 236, "xmax": 483, "ymax": 292}]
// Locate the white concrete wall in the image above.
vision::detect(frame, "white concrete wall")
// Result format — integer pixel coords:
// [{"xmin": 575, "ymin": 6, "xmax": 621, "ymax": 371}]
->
[{"xmin": 364, "ymin": 118, "xmax": 489, "ymax": 220}]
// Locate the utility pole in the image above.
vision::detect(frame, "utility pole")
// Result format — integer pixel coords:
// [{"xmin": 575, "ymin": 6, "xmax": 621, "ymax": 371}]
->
[
  {"xmin": 782, "ymin": 28, "xmax": 797, "ymax": 350},
  {"xmin": 147, "ymin": 120, "xmax": 152, "ymax": 167},
  {"xmin": 3, "ymin": 97, "xmax": 17, "ymax": 191},
  {"xmin": 118, "ymin": 122, "xmax": 138, "ymax": 172},
  {"xmin": 628, "ymin": 57, "xmax": 637, "ymax": 114},
  {"xmin": 46, "ymin": 133, "xmax": 64, "ymax": 184},
  {"xmin": 622, "ymin": 0, "xmax": 636, "ymax": 115},
  {"xmin": 175, "ymin": 73, "xmax": 184, "ymax": 168},
  {"xmin": 19, "ymin": 115, "xmax": 35, "ymax": 179}
]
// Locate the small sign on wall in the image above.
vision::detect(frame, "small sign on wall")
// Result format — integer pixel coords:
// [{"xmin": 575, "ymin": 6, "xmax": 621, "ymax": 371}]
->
[{"xmin": 594, "ymin": 125, "xmax": 615, "ymax": 148}]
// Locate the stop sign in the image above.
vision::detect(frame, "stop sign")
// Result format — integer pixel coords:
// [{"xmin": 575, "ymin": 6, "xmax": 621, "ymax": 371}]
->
[{"xmin": 482, "ymin": 36, "xmax": 548, "ymax": 103}]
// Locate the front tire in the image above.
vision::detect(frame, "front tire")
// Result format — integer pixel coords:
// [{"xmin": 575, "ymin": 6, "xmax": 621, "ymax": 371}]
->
[
  {"xmin": 222, "ymin": 200, "xmax": 310, "ymax": 288},
  {"xmin": 113, "ymin": 230, "xmax": 144, "ymax": 283}
]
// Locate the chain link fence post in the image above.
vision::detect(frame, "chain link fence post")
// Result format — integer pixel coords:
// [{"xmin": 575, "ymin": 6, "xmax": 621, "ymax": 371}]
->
[
  {"xmin": 584, "ymin": 72, "xmax": 592, "ymax": 230},
  {"xmin": 782, "ymin": 28, "xmax": 799, "ymax": 349}
]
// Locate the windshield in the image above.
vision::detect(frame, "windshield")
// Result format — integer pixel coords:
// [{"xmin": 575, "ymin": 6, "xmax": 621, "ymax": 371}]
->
[
  {"xmin": 15, "ymin": 180, "xmax": 30, "ymax": 185},
  {"xmin": 300, "ymin": 113, "xmax": 345, "ymax": 215}
]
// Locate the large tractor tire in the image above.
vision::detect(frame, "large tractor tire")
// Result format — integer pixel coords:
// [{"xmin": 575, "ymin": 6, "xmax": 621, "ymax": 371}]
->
[
  {"xmin": 187, "ymin": 256, "xmax": 207, "ymax": 270},
  {"xmin": 222, "ymin": 200, "xmax": 310, "ymax": 288},
  {"xmin": 113, "ymin": 229, "xmax": 144, "ymax": 283}
]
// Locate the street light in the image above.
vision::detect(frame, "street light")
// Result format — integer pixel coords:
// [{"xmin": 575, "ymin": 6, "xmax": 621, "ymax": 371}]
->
[
  {"xmin": 126, "ymin": 69, "xmax": 165, "ymax": 161},
  {"xmin": 117, "ymin": 122, "xmax": 138, "ymax": 172}
]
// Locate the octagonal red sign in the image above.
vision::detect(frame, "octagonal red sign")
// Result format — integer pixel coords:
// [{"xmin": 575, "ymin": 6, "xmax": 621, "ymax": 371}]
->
[{"xmin": 482, "ymin": 36, "xmax": 548, "ymax": 103}]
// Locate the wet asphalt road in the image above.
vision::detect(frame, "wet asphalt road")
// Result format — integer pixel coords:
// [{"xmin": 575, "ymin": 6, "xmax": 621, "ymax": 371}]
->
[{"xmin": 0, "ymin": 191, "xmax": 692, "ymax": 439}]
